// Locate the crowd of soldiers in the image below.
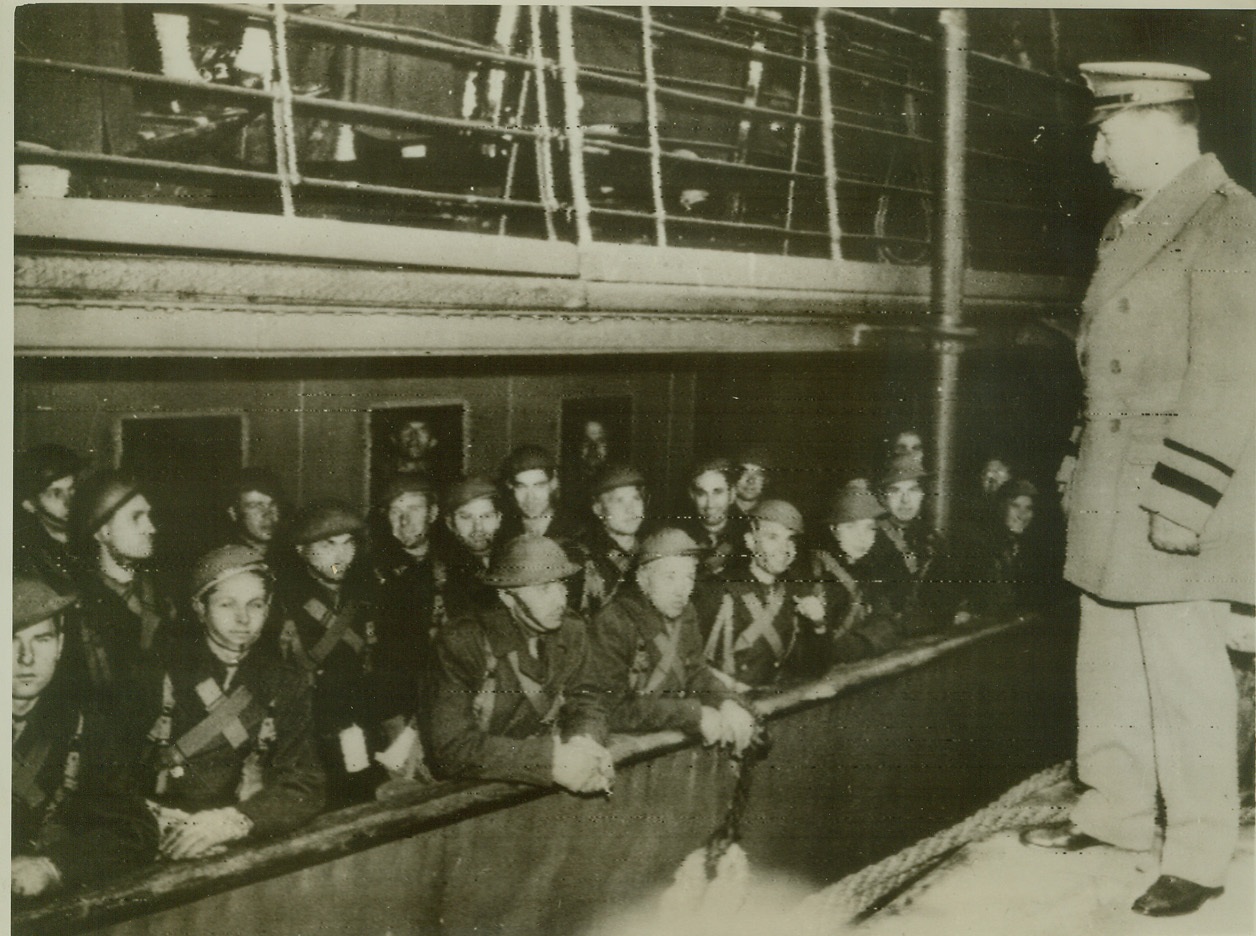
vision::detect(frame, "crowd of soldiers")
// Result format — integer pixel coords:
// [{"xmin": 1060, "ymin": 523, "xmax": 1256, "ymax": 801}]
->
[{"xmin": 12, "ymin": 431, "xmax": 1063, "ymax": 899}]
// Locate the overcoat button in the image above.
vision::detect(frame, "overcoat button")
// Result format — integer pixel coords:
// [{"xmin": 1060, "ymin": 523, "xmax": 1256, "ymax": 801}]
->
[
  {"xmin": 1110, "ymin": 419, "xmax": 1121, "ymax": 432},
  {"xmin": 1110, "ymin": 360, "xmax": 1122, "ymax": 374}
]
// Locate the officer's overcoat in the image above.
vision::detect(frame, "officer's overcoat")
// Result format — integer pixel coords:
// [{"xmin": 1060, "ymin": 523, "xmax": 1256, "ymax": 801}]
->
[{"xmin": 1064, "ymin": 154, "xmax": 1256, "ymax": 604}]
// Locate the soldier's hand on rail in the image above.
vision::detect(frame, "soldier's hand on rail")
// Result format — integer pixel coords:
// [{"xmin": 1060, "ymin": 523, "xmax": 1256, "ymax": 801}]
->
[
  {"xmin": 160, "ymin": 807, "xmax": 253, "ymax": 860},
  {"xmin": 552, "ymin": 735, "xmax": 614, "ymax": 794},
  {"xmin": 699, "ymin": 705, "xmax": 725, "ymax": 747},
  {"xmin": 11, "ymin": 856, "xmax": 62, "ymax": 897},
  {"xmin": 719, "ymin": 700, "xmax": 757, "ymax": 755},
  {"xmin": 1148, "ymin": 511, "xmax": 1201, "ymax": 555}
]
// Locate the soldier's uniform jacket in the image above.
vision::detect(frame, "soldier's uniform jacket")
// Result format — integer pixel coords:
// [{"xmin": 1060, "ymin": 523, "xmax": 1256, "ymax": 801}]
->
[
  {"xmin": 861, "ymin": 518, "xmax": 951, "ymax": 635},
  {"xmin": 140, "ymin": 631, "xmax": 325, "ymax": 839},
  {"xmin": 371, "ymin": 540, "xmax": 443, "ymax": 716},
  {"xmin": 64, "ymin": 568, "xmax": 179, "ymax": 708},
  {"xmin": 438, "ymin": 541, "xmax": 501, "ymax": 623},
  {"xmin": 14, "ymin": 513, "xmax": 82, "ymax": 595},
  {"xmin": 575, "ymin": 584, "xmax": 739, "ymax": 737},
  {"xmin": 13, "ymin": 684, "xmax": 158, "ymax": 890},
  {"xmin": 274, "ymin": 572, "xmax": 393, "ymax": 745},
  {"xmin": 1065, "ymin": 154, "xmax": 1256, "ymax": 604},
  {"xmin": 677, "ymin": 513, "xmax": 749, "ymax": 580},
  {"xmin": 814, "ymin": 538, "xmax": 903, "ymax": 662},
  {"xmin": 694, "ymin": 554, "xmax": 832, "ymax": 689},
  {"xmin": 574, "ymin": 528, "xmax": 639, "ymax": 616},
  {"xmin": 429, "ymin": 604, "xmax": 598, "ymax": 786}
]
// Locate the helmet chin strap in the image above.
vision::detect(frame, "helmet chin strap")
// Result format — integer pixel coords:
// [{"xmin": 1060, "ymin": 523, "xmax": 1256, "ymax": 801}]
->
[
  {"xmin": 205, "ymin": 628, "xmax": 257, "ymax": 666},
  {"xmin": 503, "ymin": 591, "xmax": 555, "ymax": 635}
]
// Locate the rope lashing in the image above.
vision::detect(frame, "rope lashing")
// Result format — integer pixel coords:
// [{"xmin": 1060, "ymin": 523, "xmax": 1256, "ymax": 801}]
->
[
  {"xmin": 812, "ymin": 11, "xmax": 843, "ymax": 260},
  {"xmin": 528, "ymin": 4, "xmax": 559, "ymax": 241},
  {"xmin": 554, "ymin": 5, "xmax": 593, "ymax": 246},
  {"xmin": 270, "ymin": 2, "xmax": 301, "ymax": 217},
  {"xmin": 639, "ymin": 5, "xmax": 668, "ymax": 247}
]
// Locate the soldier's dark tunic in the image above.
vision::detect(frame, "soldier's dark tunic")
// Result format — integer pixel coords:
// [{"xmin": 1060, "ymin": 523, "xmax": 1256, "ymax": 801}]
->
[
  {"xmin": 677, "ymin": 513, "xmax": 749, "ymax": 580},
  {"xmin": 574, "ymin": 528, "xmax": 639, "ymax": 617},
  {"xmin": 695, "ymin": 554, "xmax": 832, "ymax": 688},
  {"xmin": 438, "ymin": 541, "xmax": 500, "ymax": 623},
  {"xmin": 140, "ymin": 632, "xmax": 325, "ymax": 838},
  {"xmin": 65, "ymin": 568, "xmax": 179, "ymax": 709},
  {"xmin": 275, "ymin": 571, "xmax": 391, "ymax": 803},
  {"xmin": 861, "ymin": 517, "xmax": 951, "ymax": 635},
  {"xmin": 13, "ymin": 513, "xmax": 82, "ymax": 595},
  {"xmin": 13, "ymin": 685, "xmax": 158, "ymax": 891},
  {"xmin": 814, "ymin": 536, "xmax": 903, "ymax": 661},
  {"xmin": 371, "ymin": 538, "xmax": 442, "ymax": 718},
  {"xmin": 429, "ymin": 604, "xmax": 600, "ymax": 785},
  {"xmin": 577, "ymin": 584, "xmax": 738, "ymax": 737}
]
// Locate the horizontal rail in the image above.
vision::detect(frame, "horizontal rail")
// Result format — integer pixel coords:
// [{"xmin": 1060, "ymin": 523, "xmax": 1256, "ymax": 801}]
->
[
  {"xmin": 588, "ymin": 138, "xmax": 827, "ymax": 183},
  {"xmin": 589, "ymin": 204, "xmax": 831, "ymax": 239},
  {"xmin": 578, "ymin": 6, "xmax": 812, "ymax": 68}
]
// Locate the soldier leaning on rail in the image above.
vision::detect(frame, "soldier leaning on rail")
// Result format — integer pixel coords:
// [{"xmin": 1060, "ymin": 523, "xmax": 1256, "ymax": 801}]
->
[
  {"xmin": 572, "ymin": 528, "xmax": 757, "ymax": 751},
  {"xmin": 813, "ymin": 483, "xmax": 904, "ymax": 662},
  {"xmin": 273, "ymin": 501, "xmax": 397, "ymax": 807},
  {"xmin": 694, "ymin": 499, "xmax": 833, "ymax": 690},
  {"xmin": 14, "ymin": 443, "xmax": 86, "ymax": 595},
  {"xmin": 138, "ymin": 546, "xmax": 325, "ymax": 861},
  {"xmin": 428, "ymin": 535, "xmax": 615, "ymax": 794},
  {"xmin": 573, "ymin": 464, "xmax": 650, "ymax": 617},
  {"xmin": 13, "ymin": 577, "xmax": 159, "ymax": 899},
  {"xmin": 63, "ymin": 471, "xmax": 180, "ymax": 711}
]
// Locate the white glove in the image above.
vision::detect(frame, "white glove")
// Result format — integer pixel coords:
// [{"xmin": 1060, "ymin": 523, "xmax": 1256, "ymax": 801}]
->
[
  {"xmin": 11, "ymin": 856, "xmax": 61, "ymax": 897},
  {"xmin": 552, "ymin": 735, "xmax": 614, "ymax": 794},
  {"xmin": 160, "ymin": 807, "xmax": 253, "ymax": 861},
  {"xmin": 719, "ymin": 700, "xmax": 757, "ymax": 755},
  {"xmin": 699, "ymin": 705, "xmax": 725, "ymax": 746}
]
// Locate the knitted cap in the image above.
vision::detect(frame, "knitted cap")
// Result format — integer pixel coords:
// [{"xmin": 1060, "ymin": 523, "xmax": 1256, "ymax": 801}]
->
[
  {"xmin": 16, "ymin": 443, "xmax": 83, "ymax": 503},
  {"xmin": 444, "ymin": 475, "xmax": 499, "ymax": 514},
  {"xmin": 377, "ymin": 473, "xmax": 436, "ymax": 509},
  {"xmin": 592, "ymin": 464, "xmax": 646, "ymax": 498},
  {"xmin": 502, "ymin": 445, "xmax": 555, "ymax": 481},
  {"xmin": 231, "ymin": 466, "xmax": 284, "ymax": 502},
  {"xmin": 290, "ymin": 499, "xmax": 363, "ymax": 545}
]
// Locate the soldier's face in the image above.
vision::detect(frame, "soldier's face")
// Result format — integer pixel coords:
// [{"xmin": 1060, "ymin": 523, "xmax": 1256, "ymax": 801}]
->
[
  {"xmin": 511, "ymin": 469, "xmax": 557, "ymax": 520},
  {"xmin": 96, "ymin": 494, "xmax": 156, "ymax": 562},
  {"xmin": 981, "ymin": 460, "xmax": 1012, "ymax": 496},
  {"xmin": 735, "ymin": 465, "xmax": 767, "ymax": 503},
  {"xmin": 26, "ymin": 474, "xmax": 75, "ymax": 528},
  {"xmin": 298, "ymin": 533, "xmax": 357, "ymax": 584},
  {"xmin": 581, "ymin": 421, "xmax": 609, "ymax": 467},
  {"xmin": 884, "ymin": 480, "xmax": 924, "ymax": 523},
  {"xmin": 834, "ymin": 518, "xmax": 877, "ymax": 562},
  {"xmin": 594, "ymin": 485, "xmax": 645, "ymax": 537},
  {"xmin": 746, "ymin": 519, "xmax": 797, "ymax": 577},
  {"xmin": 638, "ymin": 555, "xmax": 698, "ymax": 620},
  {"xmin": 388, "ymin": 492, "xmax": 437, "ymax": 550},
  {"xmin": 894, "ymin": 432, "xmax": 924, "ymax": 462},
  {"xmin": 1004, "ymin": 495, "xmax": 1035, "ymax": 536},
  {"xmin": 398, "ymin": 422, "xmax": 435, "ymax": 459},
  {"xmin": 449, "ymin": 497, "xmax": 501, "ymax": 556},
  {"xmin": 691, "ymin": 470, "xmax": 731, "ymax": 528},
  {"xmin": 198, "ymin": 571, "xmax": 271, "ymax": 655},
  {"xmin": 13, "ymin": 618, "xmax": 63, "ymax": 705},
  {"xmin": 504, "ymin": 581, "xmax": 568, "ymax": 633},
  {"xmin": 232, "ymin": 490, "xmax": 279, "ymax": 544},
  {"xmin": 1092, "ymin": 109, "xmax": 1178, "ymax": 196}
]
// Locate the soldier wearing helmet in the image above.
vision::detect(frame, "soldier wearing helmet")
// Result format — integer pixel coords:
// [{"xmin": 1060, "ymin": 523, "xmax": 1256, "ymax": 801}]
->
[
  {"xmin": 573, "ymin": 528, "xmax": 757, "ymax": 752},
  {"xmin": 428, "ymin": 535, "xmax": 614, "ymax": 793},
  {"xmin": 12, "ymin": 576, "xmax": 158, "ymax": 898},
  {"xmin": 574, "ymin": 464, "xmax": 650, "ymax": 616},
  {"xmin": 137, "ymin": 546, "xmax": 325, "ymax": 861}
]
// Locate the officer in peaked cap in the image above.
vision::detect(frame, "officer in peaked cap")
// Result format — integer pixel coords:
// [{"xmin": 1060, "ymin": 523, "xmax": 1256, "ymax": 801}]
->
[
  {"xmin": 429, "ymin": 534, "xmax": 613, "ymax": 794},
  {"xmin": 1079, "ymin": 61, "xmax": 1210, "ymax": 125},
  {"xmin": 1022, "ymin": 60, "xmax": 1256, "ymax": 918},
  {"xmin": 16, "ymin": 444, "xmax": 85, "ymax": 592}
]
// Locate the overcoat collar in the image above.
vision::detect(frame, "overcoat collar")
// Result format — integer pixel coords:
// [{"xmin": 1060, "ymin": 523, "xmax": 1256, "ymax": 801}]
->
[{"xmin": 1083, "ymin": 153, "xmax": 1228, "ymax": 309}]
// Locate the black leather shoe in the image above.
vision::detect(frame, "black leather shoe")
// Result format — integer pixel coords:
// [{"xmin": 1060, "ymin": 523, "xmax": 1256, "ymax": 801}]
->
[
  {"xmin": 1131, "ymin": 875, "xmax": 1223, "ymax": 917},
  {"xmin": 1018, "ymin": 822, "xmax": 1105, "ymax": 851}
]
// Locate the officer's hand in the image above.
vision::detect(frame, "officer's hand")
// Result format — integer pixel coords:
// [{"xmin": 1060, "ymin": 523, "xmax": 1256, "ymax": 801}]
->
[
  {"xmin": 794, "ymin": 595, "xmax": 826, "ymax": 624},
  {"xmin": 1055, "ymin": 455, "xmax": 1077, "ymax": 509},
  {"xmin": 11, "ymin": 856, "xmax": 61, "ymax": 897},
  {"xmin": 719, "ymin": 700, "xmax": 757, "ymax": 754},
  {"xmin": 552, "ymin": 735, "xmax": 614, "ymax": 794},
  {"xmin": 381, "ymin": 714, "xmax": 409, "ymax": 745},
  {"xmin": 699, "ymin": 705, "xmax": 725, "ymax": 746},
  {"xmin": 160, "ymin": 807, "xmax": 253, "ymax": 861},
  {"xmin": 1148, "ymin": 512, "xmax": 1201, "ymax": 555}
]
